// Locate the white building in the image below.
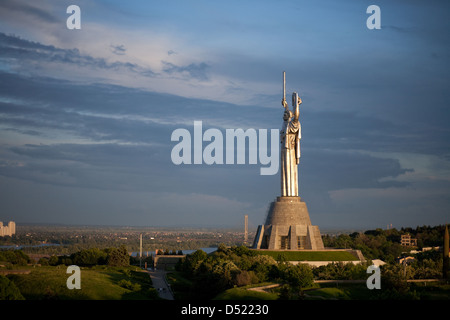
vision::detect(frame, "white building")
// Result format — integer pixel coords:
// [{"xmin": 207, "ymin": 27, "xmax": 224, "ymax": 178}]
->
[{"xmin": 0, "ymin": 221, "xmax": 16, "ymax": 237}]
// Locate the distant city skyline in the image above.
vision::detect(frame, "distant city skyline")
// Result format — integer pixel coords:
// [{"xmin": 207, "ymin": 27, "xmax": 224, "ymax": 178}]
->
[{"xmin": 0, "ymin": 1, "xmax": 449, "ymax": 230}]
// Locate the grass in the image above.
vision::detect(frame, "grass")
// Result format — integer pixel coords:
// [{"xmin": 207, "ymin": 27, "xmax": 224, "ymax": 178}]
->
[
  {"xmin": 214, "ymin": 287, "xmax": 278, "ymax": 300},
  {"xmin": 214, "ymin": 282, "xmax": 369, "ymax": 300},
  {"xmin": 305, "ymin": 287, "xmax": 349, "ymax": 300},
  {"xmin": 165, "ymin": 271, "xmax": 193, "ymax": 300},
  {"xmin": 409, "ymin": 282, "xmax": 450, "ymax": 300},
  {"xmin": 312, "ymin": 281, "xmax": 388, "ymax": 300},
  {"xmin": 6, "ymin": 265, "xmax": 159, "ymax": 300},
  {"xmin": 255, "ymin": 250, "xmax": 358, "ymax": 261}
]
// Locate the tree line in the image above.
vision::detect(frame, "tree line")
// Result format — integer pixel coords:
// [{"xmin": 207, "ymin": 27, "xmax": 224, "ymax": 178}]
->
[
  {"xmin": 174, "ymin": 244, "xmax": 371, "ymax": 299},
  {"xmin": 38, "ymin": 245, "xmax": 130, "ymax": 267},
  {"xmin": 323, "ymin": 225, "xmax": 447, "ymax": 263}
]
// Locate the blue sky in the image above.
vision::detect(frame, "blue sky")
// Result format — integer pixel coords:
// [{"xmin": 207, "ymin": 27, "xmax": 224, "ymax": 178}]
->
[{"xmin": 0, "ymin": 0, "xmax": 449, "ymax": 230}]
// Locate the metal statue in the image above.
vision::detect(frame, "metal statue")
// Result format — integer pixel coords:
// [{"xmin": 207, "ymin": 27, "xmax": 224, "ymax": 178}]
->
[{"xmin": 280, "ymin": 71, "xmax": 302, "ymax": 197}]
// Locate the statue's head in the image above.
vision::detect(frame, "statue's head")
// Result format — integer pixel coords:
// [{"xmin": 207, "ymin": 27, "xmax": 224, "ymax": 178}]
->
[{"xmin": 283, "ymin": 110, "xmax": 293, "ymax": 121}]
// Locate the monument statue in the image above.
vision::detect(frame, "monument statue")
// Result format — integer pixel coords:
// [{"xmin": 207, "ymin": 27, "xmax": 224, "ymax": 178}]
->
[
  {"xmin": 280, "ymin": 71, "xmax": 302, "ymax": 197},
  {"xmin": 252, "ymin": 71, "xmax": 324, "ymax": 250}
]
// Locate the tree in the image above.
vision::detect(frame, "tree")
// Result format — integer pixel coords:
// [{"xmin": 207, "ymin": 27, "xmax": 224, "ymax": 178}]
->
[
  {"xmin": 380, "ymin": 264, "xmax": 411, "ymax": 298},
  {"xmin": 335, "ymin": 234, "xmax": 352, "ymax": 249},
  {"xmin": 183, "ymin": 249, "xmax": 207, "ymax": 274},
  {"xmin": 444, "ymin": 224, "xmax": 449, "ymax": 279},
  {"xmin": 71, "ymin": 248, "xmax": 107, "ymax": 266},
  {"xmin": 48, "ymin": 255, "xmax": 60, "ymax": 266},
  {"xmin": 106, "ymin": 245, "xmax": 130, "ymax": 267},
  {"xmin": 0, "ymin": 275, "xmax": 24, "ymax": 300},
  {"xmin": 0, "ymin": 250, "xmax": 30, "ymax": 265},
  {"xmin": 232, "ymin": 270, "xmax": 258, "ymax": 287},
  {"xmin": 281, "ymin": 263, "xmax": 314, "ymax": 299},
  {"xmin": 37, "ymin": 257, "xmax": 49, "ymax": 265}
]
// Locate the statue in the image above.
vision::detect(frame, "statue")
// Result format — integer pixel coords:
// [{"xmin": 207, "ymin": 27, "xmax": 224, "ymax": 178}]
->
[
  {"xmin": 251, "ymin": 71, "xmax": 326, "ymax": 251},
  {"xmin": 280, "ymin": 72, "xmax": 302, "ymax": 197}
]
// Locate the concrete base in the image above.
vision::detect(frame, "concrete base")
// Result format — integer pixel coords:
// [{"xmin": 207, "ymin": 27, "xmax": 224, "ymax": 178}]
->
[{"xmin": 252, "ymin": 196, "xmax": 324, "ymax": 250}]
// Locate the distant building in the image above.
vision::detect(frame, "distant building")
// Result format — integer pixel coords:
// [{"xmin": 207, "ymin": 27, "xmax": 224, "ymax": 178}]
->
[
  {"xmin": 244, "ymin": 215, "xmax": 248, "ymax": 244},
  {"xmin": 398, "ymin": 256, "xmax": 415, "ymax": 264},
  {"xmin": 371, "ymin": 259, "xmax": 386, "ymax": 267},
  {"xmin": 154, "ymin": 255, "xmax": 185, "ymax": 270},
  {"xmin": 0, "ymin": 221, "xmax": 16, "ymax": 237},
  {"xmin": 401, "ymin": 234, "xmax": 417, "ymax": 246}
]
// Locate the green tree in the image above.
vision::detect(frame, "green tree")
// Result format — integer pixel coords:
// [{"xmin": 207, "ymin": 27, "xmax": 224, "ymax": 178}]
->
[
  {"xmin": 443, "ymin": 224, "xmax": 449, "ymax": 279},
  {"xmin": 276, "ymin": 253, "xmax": 287, "ymax": 264},
  {"xmin": 335, "ymin": 234, "xmax": 352, "ymax": 249},
  {"xmin": 106, "ymin": 245, "xmax": 130, "ymax": 267},
  {"xmin": 0, "ymin": 275, "xmax": 24, "ymax": 300},
  {"xmin": 380, "ymin": 264, "xmax": 411, "ymax": 298},
  {"xmin": 48, "ymin": 255, "xmax": 60, "ymax": 266},
  {"xmin": 0, "ymin": 250, "xmax": 30, "ymax": 265},
  {"xmin": 118, "ymin": 279, "xmax": 141, "ymax": 291},
  {"xmin": 38, "ymin": 257, "xmax": 49, "ymax": 266},
  {"xmin": 181, "ymin": 249, "xmax": 207, "ymax": 275},
  {"xmin": 71, "ymin": 248, "xmax": 107, "ymax": 266},
  {"xmin": 281, "ymin": 263, "xmax": 314, "ymax": 299},
  {"xmin": 232, "ymin": 270, "xmax": 258, "ymax": 287}
]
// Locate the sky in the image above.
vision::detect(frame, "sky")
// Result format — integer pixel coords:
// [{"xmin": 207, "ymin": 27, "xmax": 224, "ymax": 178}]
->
[{"xmin": 0, "ymin": 0, "xmax": 449, "ymax": 231}]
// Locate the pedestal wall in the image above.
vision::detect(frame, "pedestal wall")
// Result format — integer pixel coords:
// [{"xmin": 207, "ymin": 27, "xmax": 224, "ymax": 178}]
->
[
  {"xmin": 264, "ymin": 196, "xmax": 311, "ymax": 226},
  {"xmin": 253, "ymin": 196, "xmax": 324, "ymax": 250}
]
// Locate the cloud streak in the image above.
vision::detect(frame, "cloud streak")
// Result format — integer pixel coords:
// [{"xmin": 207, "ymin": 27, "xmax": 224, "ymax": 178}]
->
[
  {"xmin": 0, "ymin": 33, "xmax": 157, "ymax": 77},
  {"xmin": 162, "ymin": 61, "xmax": 210, "ymax": 81}
]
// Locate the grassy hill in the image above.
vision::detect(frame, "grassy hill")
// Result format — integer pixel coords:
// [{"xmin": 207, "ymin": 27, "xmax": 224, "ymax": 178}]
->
[
  {"xmin": 214, "ymin": 287, "xmax": 278, "ymax": 300},
  {"xmin": 6, "ymin": 265, "xmax": 159, "ymax": 300},
  {"xmin": 214, "ymin": 282, "xmax": 450, "ymax": 301}
]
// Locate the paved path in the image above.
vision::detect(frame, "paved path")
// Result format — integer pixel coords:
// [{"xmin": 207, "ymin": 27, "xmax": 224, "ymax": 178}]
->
[{"xmin": 148, "ymin": 270, "xmax": 174, "ymax": 300}]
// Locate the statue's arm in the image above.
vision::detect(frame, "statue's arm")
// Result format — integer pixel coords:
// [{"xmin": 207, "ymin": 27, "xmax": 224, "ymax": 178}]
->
[
  {"xmin": 292, "ymin": 93, "xmax": 301, "ymax": 123},
  {"xmin": 293, "ymin": 98, "xmax": 301, "ymax": 122}
]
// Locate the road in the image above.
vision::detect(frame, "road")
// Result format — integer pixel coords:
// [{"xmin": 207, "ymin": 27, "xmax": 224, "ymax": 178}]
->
[{"xmin": 148, "ymin": 269, "xmax": 174, "ymax": 300}]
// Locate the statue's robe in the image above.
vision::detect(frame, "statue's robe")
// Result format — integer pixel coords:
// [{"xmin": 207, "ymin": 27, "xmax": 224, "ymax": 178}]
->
[{"xmin": 280, "ymin": 118, "xmax": 301, "ymax": 197}]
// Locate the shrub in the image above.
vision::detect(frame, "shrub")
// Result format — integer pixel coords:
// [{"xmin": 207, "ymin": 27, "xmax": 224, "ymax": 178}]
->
[
  {"xmin": 0, "ymin": 250, "xmax": 30, "ymax": 265},
  {"xmin": 0, "ymin": 275, "xmax": 24, "ymax": 300},
  {"xmin": 118, "ymin": 279, "xmax": 141, "ymax": 291},
  {"xmin": 71, "ymin": 248, "xmax": 107, "ymax": 266}
]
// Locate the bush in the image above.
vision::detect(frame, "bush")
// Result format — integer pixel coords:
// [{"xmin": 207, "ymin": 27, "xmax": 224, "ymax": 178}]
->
[
  {"xmin": 106, "ymin": 246, "xmax": 130, "ymax": 267},
  {"xmin": 118, "ymin": 279, "xmax": 141, "ymax": 291},
  {"xmin": 0, "ymin": 275, "xmax": 25, "ymax": 300},
  {"xmin": 147, "ymin": 287, "xmax": 159, "ymax": 299},
  {"xmin": 0, "ymin": 250, "xmax": 30, "ymax": 265},
  {"xmin": 67, "ymin": 246, "xmax": 130, "ymax": 267},
  {"xmin": 313, "ymin": 262, "xmax": 369, "ymax": 280},
  {"xmin": 71, "ymin": 248, "xmax": 107, "ymax": 266},
  {"xmin": 232, "ymin": 270, "xmax": 259, "ymax": 287},
  {"xmin": 48, "ymin": 255, "xmax": 60, "ymax": 266}
]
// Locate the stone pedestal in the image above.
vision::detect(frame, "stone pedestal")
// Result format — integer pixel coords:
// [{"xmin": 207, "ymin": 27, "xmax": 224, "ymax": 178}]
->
[{"xmin": 252, "ymin": 196, "xmax": 324, "ymax": 250}]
